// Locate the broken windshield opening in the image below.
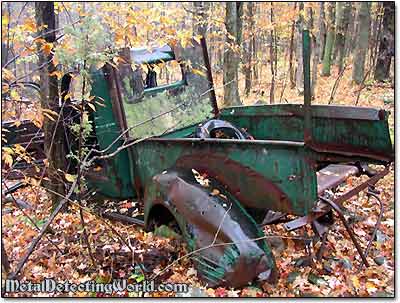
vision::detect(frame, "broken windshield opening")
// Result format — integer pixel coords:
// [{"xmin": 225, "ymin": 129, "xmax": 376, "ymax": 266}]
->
[{"xmin": 116, "ymin": 43, "xmax": 216, "ymax": 138}]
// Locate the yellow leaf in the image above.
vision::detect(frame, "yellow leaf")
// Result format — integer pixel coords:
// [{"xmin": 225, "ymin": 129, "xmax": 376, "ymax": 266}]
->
[
  {"xmin": 64, "ymin": 173, "xmax": 75, "ymax": 183},
  {"xmin": 42, "ymin": 42, "xmax": 53, "ymax": 55},
  {"xmin": 42, "ymin": 108, "xmax": 59, "ymax": 118},
  {"xmin": 153, "ymin": 65, "xmax": 161, "ymax": 75},
  {"xmin": 96, "ymin": 61, "xmax": 105, "ymax": 70},
  {"xmin": 366, "ymin": 281, "xmax": 377, "ymax": 294},
  {"xmin": 10, "ymin": 89, "xmax": 20, "ymax": 100},
  {"xmin": 88, "ymin": 103, "xmax": 96, "ymax": 112},
  {"xmin": 211, "ymin": 189, "xmax": 220, "ymax": 196},
  {"xmin": 33, "ymin": 118, "xmax": 43, "ymax": 128},
  {"xmin": 2, "ymin": 68, "xmax": 15, "ymax": 81},
  {"xmin": 181, "ymin": 38, "xmax": 188, "ymax": 48},
  {"xmin": 194, "ymin": 35, "xmax": 202, "ymax": 44},
  {"xmin": 113, "ymin": 56, "xmax": 120, "ymax": 65},
  {"xmin": 2, "ymin": 83, "xmax": 10, "ymax": 93},
  {"xmin": 2, "ymin": 152, "xmax": 13, "ymax": 166},
  {"xmin": 43, "ymin": 112, "xmax": 56, "ymax": 121},
  {"xmin": 192, "ymin": 68, "xmax": 206, "ymax": 77},
  {"xmin": 64, "ymin": 93, "xmax": 72, "ymax": 100},
  {"xmin": 351, "ymin": 276, "xmax": 360, "ymax": 289},
  {"xmin": 49, "ymin": 70, "xmax": 63, "ymax": 80},
  {"xmin": 3, "ymin": 147, "xmax": 14, "ymax": 154},
  {"xmin": 2, "ymin": 14, "xmax": 9, "ymax": 26},
  {"xmin": 23, "ymin": 19, "xmax": 36, "ymax": 32}
]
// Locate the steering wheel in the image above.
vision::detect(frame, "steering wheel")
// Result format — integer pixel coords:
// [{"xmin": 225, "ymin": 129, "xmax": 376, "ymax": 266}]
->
[{"xmin": 194, "ymin": 119, "xmax": 253, "ymax": 140}]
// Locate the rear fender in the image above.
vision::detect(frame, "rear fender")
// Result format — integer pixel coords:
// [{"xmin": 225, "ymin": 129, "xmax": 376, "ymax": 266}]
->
[{"xmin": 144, "ymin": 169, "xmax": 278, "ymax": 288}]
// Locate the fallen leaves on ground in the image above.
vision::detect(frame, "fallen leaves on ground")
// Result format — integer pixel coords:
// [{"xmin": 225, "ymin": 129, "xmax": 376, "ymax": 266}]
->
[{"xmin": 2, "ymin": 163, "xmax": 394, "ymax": 297}]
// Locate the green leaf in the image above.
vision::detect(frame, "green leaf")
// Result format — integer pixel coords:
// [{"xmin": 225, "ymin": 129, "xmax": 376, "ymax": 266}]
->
[
  {"xmin": 153, "ymin": 225, "xmax": 181, "ymax": 239},
  {"xmin": 374, "ymin": 256, "xmax": 386, "ymax": 266},
  {"xmin": 287, "ymin": 271, "xmax": 300, "ymax": 284},
  {"xmin": 307, "ymin": 273, "xmax": 325, "ymax": 285}
]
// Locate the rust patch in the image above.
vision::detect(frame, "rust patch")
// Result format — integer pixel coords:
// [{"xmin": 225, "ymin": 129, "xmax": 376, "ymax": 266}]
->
[
  {"xmin": 175, "ymin": 153, "xmax": 294, "ymax": 214},
  {"xmin": 308, "ymin": 141, "xmax": 393, "ymax": 163},
  {"xmin": 152, "ymin": 170, "xmax": 278, "ymax": 287}
]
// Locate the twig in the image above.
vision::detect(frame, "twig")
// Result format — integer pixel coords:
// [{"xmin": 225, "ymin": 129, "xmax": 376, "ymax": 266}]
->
[
  {"xmin": 7, "ymin": 59, "xmax": 54, "ymax": 87},
  {"xmin": 39, "ymin": 185, "xmax": 134, "ymax": 254},
  {"xmin": 32, "ymin": 96, "xmax": 68, "ymax": 209},
  {"xmin": 7, "ymin": 128, "xmax": 97, "ymax": 279},
  {"xmin": 2, "ymin": 182, "xmax": 63, "ymax": 255},
  {"xmin": 358, "ymin": 190, "xmax": 384, "ymax": 271},
  {"xmin": 211, "ymin": 203, "xmax": 232, "ymax": 245},
  {"xmin": 150, "ymin": 234, "xmax": 310, "ymax": 281},
  {"xmin": 8, "ymin": 176, "xmax": 78, "ymax": 279},
  {"xmin": 62, "ymin": 3, "xmax": 76, "ymax": 30},
  {"xmin": 354, "ymin": 67, "xmax": 373, "ymax": 106},
  {"xmin": 76, "ymin": 58, "xmax": 96, "ymax": 268},
  {"xmin": 328, "ymin": 63, "xmax": 348, "ymax": 104}
]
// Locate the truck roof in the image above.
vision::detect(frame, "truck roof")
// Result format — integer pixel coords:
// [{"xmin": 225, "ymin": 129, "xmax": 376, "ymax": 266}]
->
[{"xmin": 130, "ymin": 45, "xmax": 174, "ymax": 64}]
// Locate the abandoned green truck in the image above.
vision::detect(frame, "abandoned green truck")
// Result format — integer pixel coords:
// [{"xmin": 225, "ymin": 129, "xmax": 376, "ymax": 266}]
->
[{"xmin": 3, "ymin": 34, "xmax": 394, "ymax": 288}]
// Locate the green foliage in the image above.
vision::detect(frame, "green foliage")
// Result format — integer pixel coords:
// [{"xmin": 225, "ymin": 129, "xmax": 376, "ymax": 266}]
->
[
  {"xmin": 55, "ymin": 12, "xmax": 115, "ymax": 70},
  {"xmin": 153, "ymin": 224, "xmax": 181, "ymax": 239},
  {"xmin": 69, "ymin": 111, "xmax": 93, "ymax": 140}
]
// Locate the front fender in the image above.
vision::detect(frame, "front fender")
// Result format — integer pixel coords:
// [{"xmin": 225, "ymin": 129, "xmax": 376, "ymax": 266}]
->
[{"xmin": 144, "ymin": 169, "xmax": 278, "ymax": 288}]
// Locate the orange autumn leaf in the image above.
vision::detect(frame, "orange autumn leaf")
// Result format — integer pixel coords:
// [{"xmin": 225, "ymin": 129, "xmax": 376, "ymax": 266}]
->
[{"xmin": 42, "ymin": 42, "xmax": 53, "ymax": 55}]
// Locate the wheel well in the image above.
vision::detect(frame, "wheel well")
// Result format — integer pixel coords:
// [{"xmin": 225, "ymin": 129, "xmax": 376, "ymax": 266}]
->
[{"xmin": 147, "ymin": 204, "xmax": 178, "ymax": 231}]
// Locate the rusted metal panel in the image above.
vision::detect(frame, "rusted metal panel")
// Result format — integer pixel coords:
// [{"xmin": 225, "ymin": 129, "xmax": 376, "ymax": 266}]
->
[
  {"xmin": 132, "ymin": 138, "xmax": 318, "ymax": 216},
  {"xmin": 219, "ymin": 104, "xmax": 393, "ymax": 163},
  {"xmin": 220, "ymin": 104, "xmax": 389, "ymax": 120},
  {"xmin": 145, "ymin": 170, "xmax": 278, "ymax": 287},
  {"xmin": 88, "ymin": 70, "xmax": 135, "ymax": 199},
  {"xmin": 317, "ymin": 164, "xmax": 359, "ymax": 194}
]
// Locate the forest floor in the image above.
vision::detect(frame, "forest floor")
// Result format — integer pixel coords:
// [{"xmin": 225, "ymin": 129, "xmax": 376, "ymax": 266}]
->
[{"xmin": 2, "ymin": 64, "xmax": 395, "ymax": 297}]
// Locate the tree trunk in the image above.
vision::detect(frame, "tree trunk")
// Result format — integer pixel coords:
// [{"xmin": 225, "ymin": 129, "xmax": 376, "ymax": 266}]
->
[
  {"xmin": 368, "ymin": 3, "xmax": 379, "ymax": 69},
  {"xmin": 288, "ymin": 3, "xmax": 297, "ymax": 89},
  {"xmin": 269, "ymin": 3, "xmax": 275, "ymax": 104},
  {"xmin": 236, "ymin": 2, "xmax": 243, "ymax": 45},
  {"xmin": 193, "ymin": 2, "xmax": 209, "ymax": 37},
  {"xmin": 309, "ymin": 7, "xmax": 318, "ymax": 100},
  {"xmin": 344, "ymin": 4, "xmax": 356, "ymax": 58},
  {"xmin": 371, "ymin": 4, "xmax": 384, "ymax": 71},
  {"xmin": 252, "ymin": 3, "xmax": 259, "ymax": 84},
  {"xmin": 352, "ymin": 2, "xmax": 371, "ymax": 84},
  {"xmin": 35, "ymin": 2, "xmax": 67, "ymax": 207},
  {"xmin": 295, "ymin": 2, "xmax": 304, "ymax": 94},
  {"xmin": 374, "ymin": 2, "xmax": 394, "ymax": 82},
  {"xmin": 317, "ymin": 2, "xmax": 326, "ymax": 63},
  {"xmin": 334, "ymin": 2, "xmax": 351, "ymax": 73},
  {"xmin": 223, "ymin": 2, "xmax": 243, "ymax": 106},
  {"xmin": 244, "ymin": 2, "xmax": 254, "ymax": 96},
  {"xmin": 321, "ymin": 2, "xmax": 335, "ymax": 76},
  {"xmin": 351, "ymin": 5, "xmax": 360, "ymax": 55}
]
